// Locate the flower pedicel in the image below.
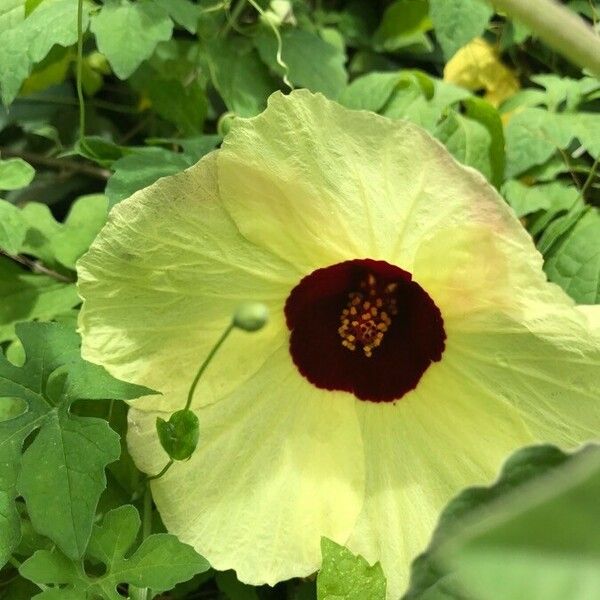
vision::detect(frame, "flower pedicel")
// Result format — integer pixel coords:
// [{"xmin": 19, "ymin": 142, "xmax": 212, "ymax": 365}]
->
[{"xmin": 77, "ymin": 91, "xmax": 600, "ymax": 598}]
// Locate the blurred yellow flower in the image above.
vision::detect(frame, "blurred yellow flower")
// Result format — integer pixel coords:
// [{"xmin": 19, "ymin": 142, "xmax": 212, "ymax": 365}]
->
[{"xmin": 444, "ymin": 37, "xmax": 520, "ymax": 106}]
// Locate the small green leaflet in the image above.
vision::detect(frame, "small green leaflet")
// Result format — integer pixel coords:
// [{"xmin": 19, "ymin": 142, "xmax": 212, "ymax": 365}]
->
[
  {"xmin": 372, "ymin": 0, "xmax": 432, "ymax": 53},
  {"xmin": 156, "ymin": 409, "xmax": 199, "ymax": 461},
  {"xmin": 505, "ymin": 108, "xmax": 600, "ymax": 177},
  {"xmin": 0, "ymin": 0, "xmax": 90, "ymax": 105},
  {"xmin": 0, "ymin": 194, "xmax": 109, "ymax": 271},
  {"xmin": 205, "ymin": 37, "xmax": 278, "ymax": 118},
  {"xmin": 543, "ymin": 207, "xmax": 600, "ymax": 304},
  {"xmin": 502, "ymin": 180, "xmax": 579, "ymax": 219},
  {"xmin": 0, "ymin": 201, "xmax": 27, "ymax": 255},
  {"xmin": 429, "ymin": 0, "xmax": 492, "ymax": 59},
  {"xmin": 254, "ymin": 26, "xmax": 348, "ymax": 100},
  {"xmin": 434, "ymin": 98, "xmax": 505, "ymax": 187},
  {"xmin": 155, "ymin": 0, "xmax": 200, "ymax": 33},
  {"xmin": 317, "ymin": 538, "xmax": 386, "ymax": 600},
  {"xmin": 130, "ymin": 40, "xmax": 208, "ymax": 136},
  {"xmin": 0, "ymin": 158, "xmax": 34, "ymax": 190},
  {"xmin": 105, "ymin": 139, "xmax": 219, "ymax": 207},
  {"xmin": 90, "ymin": 0, "xmax": 173, "ymax": 80},
  {"xmin": 339, "ymin": 72, "xmax": 402, "ymax": 112},
  {"xmin": 19, "ymin": 505, "xmax": 209, "ymax": 600},
  {"xmin": 0, "ymin": 323, "xmax": 154, "ymax": 565},
  {"xmin": 339, "ymin": 70, "xmax": 471, "ymax": 134},
  {"xmin": 0, "ymin": 257, "xmax": 79, "ymax": 344},
  {"xmin": 529, "ymin": 74, "xmax": 600, "ymax": 112},
  {"xmin": 0, "ymin": 195, "xmax": 107, "ymax": 344}
]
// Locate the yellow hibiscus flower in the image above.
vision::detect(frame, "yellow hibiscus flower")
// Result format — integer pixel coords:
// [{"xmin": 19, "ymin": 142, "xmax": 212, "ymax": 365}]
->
[{"xmin": 77, "ymin": 90, "xmax": 600, "ymax": 598}]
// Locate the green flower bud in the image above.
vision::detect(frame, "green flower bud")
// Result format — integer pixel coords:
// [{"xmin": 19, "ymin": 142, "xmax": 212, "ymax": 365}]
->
[
  {"xmin": 233, "ymin": 302, "xmax": 269, "ymax": 332},
  {"xmin": 217, "ymin": 112, "xmax": 236, "ymax": 138},
  {"xmin": 156, "ymin": 409, "xmax": 199, "ymax": 461}
]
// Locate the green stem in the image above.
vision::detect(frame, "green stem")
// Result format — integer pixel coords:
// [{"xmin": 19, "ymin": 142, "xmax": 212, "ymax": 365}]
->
[
  {"xmin": 147, "ymin": 459, "xmax": 174, "ymax": 481},
  {"xmin": 581, "ymin": 156, "xmax": 599, "ymax": 198},
  {"xmin": 184, "ymin": 323, "xmax": 235, "ymax": 412},
  {"xmin": 142, "ymin": 485, "xmax": 153, "ymax": 540},
  {"xmin": 487, "ymin": 0, "xmax": 600, "ymax": 76},
  {"xmin": 129, "ymin": 486, "xmax": 153, "ymax": 600},
  {"xmin": 147, "ymin": 322, "xmax": 235, "ymax": 482},
  {"xmin": 76, "ymin": 0, "xmax": 86, "ymax": 141},
  {"xmin": 222, "ymin": 0, "xmax": 247, "ymax": 35}
]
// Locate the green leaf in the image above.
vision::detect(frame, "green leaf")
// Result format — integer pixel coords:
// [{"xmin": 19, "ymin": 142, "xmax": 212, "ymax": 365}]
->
[
  {"xmin": 0, "ymin": 158, "xmax": 35, "ymax": 190},
  {"xmin": 156, "ymin": 409, "xmax": 199, "ymax": 461},
  {"xmin": 90, "ymin": 0, "xmax": 173, "ymax": 80},
  {"xmin": 429, "ymin": 0, "xmax": 492, "ymax": 59},
  {"xmin": 575, "ymin": 113, "xmax": 600, "ymax": 158},
  {"xmin": 68, "ymin": 136, "xmax": 126, "ymax": 168},
  {"xmin": 434, "ymin": 446, "xmax": 600, "ymax": 600},
  {"xmin": 0, "ymin": 0, "xmax": 90, "ymax": 105},
  {"xmin": 435, "ymin": 111, "xmax": 491, "ymax": 178},
  {"xmin": 134, "ymin": 67, "xmax": 208, "ymax": 135},
  {"xmin": 505, "ymin": 109, "xmax": 600, "ymax": 177},
  {"xmin": 51, "ymin": 194, "xmax": 109, "ymax": 269},
  {"xmin": 0, "ymin": 200, "xmax": 27, "ymax": 254},
  {"xmin": 155, "ymin": 0, "xmax": 199, "ymax": 33},
  {"xmin": 543, "ymin": 207, "xmax": 600, "ymax": 304},
  {"xmin": 11, "ymin": 195, "xmax": 108, "ymax": 271},
  {"xmin": 462, "ymin": 96, "xmax": 505, "ymax": 186},
  {"xmin": 530, "ymin": 74, "xmax": 600, "ymax": 112},
  {"xmin": 317, "ymin": 538, "xmax": 386, "ymax": 600},
  {"xmin": 502, "ymin": 180, "xmax": 579, "ymax": 218},
  {"xmin": 0, "ymin": 257, "xmax": 80, "ymax": 344},
  {"xmin": 435, "ymin": 98, "xmax": 505, "ymax": 186},
  {"xmin": 373, "ymin": 0, "xmax": 432, "ymax": 53},
  {"xmin": 338, "ymin": 72, "xmax": 401, "ymax": 112},
  {"xmin": 0, "ymin": 322, "xmax": 153, "ymax": 560},
  {"xmin": 504, "ymin": 108, "xmax": 574, "ymax": 177},
  {"xmin": 404, "ymin": 445, "xmax": 573, "ymax": 599},
  {"xmin": 105, "ymin": 147, "xmax": 196, "ymax": 207},
  {"xmin": 255, "ymin": 27, "xmax": 347, "ymax": 100},
  {"xmin": 0, "ymin": 489, "xmax": 20, "ymax": 568},
  {"xmin": 381, "ymin": 75, "xmax": 470, "ymax": 132},
  {"xmin": 205, "ymin": 37, "xmax": 278, "ymax": 117},
  {"xmin": 20, "ymin": 505, "xmax": 210, "ymax": 599}
]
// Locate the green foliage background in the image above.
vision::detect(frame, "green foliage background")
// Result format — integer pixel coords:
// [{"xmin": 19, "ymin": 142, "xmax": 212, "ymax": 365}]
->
[{"xmin": 0, "ymin": 0, "xmax": 599, "ymax": 599}]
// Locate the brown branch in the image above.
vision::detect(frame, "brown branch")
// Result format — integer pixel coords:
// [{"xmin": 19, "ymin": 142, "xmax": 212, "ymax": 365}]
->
[
  {"xmin": 0, "ymin": 148, "xmax": 111, "ymax": 181},
  {"xmin": 1, "ymin": 250, "xmax": 75, "ymax": 283}
]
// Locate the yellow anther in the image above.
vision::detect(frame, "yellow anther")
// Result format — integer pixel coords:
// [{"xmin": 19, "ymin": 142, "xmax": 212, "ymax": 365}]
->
[{"xmin": 338, "ymin": 272, "xmax": 399, "ymax": 357}]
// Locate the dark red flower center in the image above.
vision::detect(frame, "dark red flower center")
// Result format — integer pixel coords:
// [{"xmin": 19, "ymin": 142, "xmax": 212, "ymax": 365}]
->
[{"xmin": 284, "ymin": 259, "xmax": 446, "ymax": 403}]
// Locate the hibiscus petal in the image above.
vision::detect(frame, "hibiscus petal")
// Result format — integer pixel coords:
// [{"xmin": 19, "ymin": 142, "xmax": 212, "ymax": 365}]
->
[
  {"xmin": 346, "ymin": 357, "xmax": 537, "ymax": 598},
  {"xmin": 77, "ymin": 153, "xmax": 299, "ymax": 412},
  {"xmin": 127, "ymin": 345, "xmax": 365, "ymax": 585},
  {"xmin": 345, "ymin": 307, "xmax": 599, "ymax": 599},
  {"xmin": 218, "ymin": 90, "xmax": 528, "ymax": 274}
]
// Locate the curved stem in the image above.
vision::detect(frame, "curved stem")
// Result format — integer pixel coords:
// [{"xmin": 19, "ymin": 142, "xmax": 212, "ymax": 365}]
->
[
  {"xmin": 184, "ymin": 323, "xmax": 235, "ymax": 411},
  {"xmin": 222, "ymin": 0, "xmax": 247, "ymax": 35},
  {"xmin": 76, "ymin": 0, "xmax": 86, "ymax": 141},
  {"xmin": 487, "ymin": 0, "xmax": 600, "ymax": 76},
  {"xmin": 130, "ymin": 486, "xmax": 154, "ymax": 600},
  {"xmin": 147, "ymin": 459, "xmax": 174, "ymax": 481},
  {"xmin": 581, "ymin": 156, "xmax": 599, "ymax": 198}
]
